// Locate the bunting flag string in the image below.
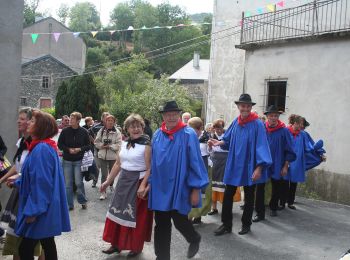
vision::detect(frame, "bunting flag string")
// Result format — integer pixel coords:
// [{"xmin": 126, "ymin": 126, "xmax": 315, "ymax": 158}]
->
[{"xmin": 24, "ymin": 0, "xmax": 312, "ymax": 44}]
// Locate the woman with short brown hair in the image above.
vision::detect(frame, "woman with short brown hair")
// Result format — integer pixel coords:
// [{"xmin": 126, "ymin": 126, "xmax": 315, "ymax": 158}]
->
[{"xmin": 15, "ymin": 110, "xmax": 71, "ymax": 260}]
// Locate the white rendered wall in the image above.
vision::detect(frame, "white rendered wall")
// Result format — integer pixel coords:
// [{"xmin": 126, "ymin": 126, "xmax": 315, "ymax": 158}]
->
[
  {"xmin": 244, "ymin": 38, "xmax": 350, "ymax": 175},
  {"xmin": 207, "ymin": 0, "xmax": 315, "ymax": 124}
]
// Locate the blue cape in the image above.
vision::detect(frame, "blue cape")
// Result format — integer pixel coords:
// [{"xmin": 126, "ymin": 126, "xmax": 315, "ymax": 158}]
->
[
  {"xmin": 288, "ymin": 131, "xmax": 314, "ymax": 183},
  {"xmin": 222, "ymin": 118, "xmax": 272, "ymax": 186},
  {"xmin": 265, "ymin": 127, "xmax": 296, "ymax": 180},
  {"xmin": 304, "ymin": 131, "xmax": 326, "ymax": 170},
  {"xmin": 148, "ymin": 127, "xmax": 209, "ymax": 215},
  {"xmin": 15, "ymin": 143, "xmax": 71, "ymax": 239}
]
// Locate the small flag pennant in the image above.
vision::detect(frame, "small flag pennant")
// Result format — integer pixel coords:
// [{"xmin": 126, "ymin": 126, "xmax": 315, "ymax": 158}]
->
[
  {"xmin": 267, "ymin": 4, "xmax": 275, "ymax": 12},
  {"xmin": 31, "ymin": 34, "xmax": 39, "ymax": 44},
  {"xmin": 53, "ymin": 32, "xmax": 61, "ymax": 42},
  {"xmin": 91, "ymin": 31, "xmax": 98, "ymax": 37},
  {"xmin": 277, "ymin": 1, "xmax": 285, "ymax": 7},
  {"xmin": 73, "ymin": 32, "xmax": 80, "ymax": 38}
]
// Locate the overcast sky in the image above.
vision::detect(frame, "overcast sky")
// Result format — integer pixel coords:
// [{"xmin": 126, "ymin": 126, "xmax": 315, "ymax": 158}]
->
[{"xmin": 38, "ymin": 0, "xmax": 214, "ymax": 26}]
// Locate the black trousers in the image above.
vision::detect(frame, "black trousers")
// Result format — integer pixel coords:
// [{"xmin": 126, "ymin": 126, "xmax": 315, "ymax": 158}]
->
[
  {"xmin": 19, "ymin": 236, "xmax": 57, "ymax": 260},
  {"xmin": 255, "ymin": 183, "xmax": 265, "ymax": 217},
  {"xmin": 154, "ymin": 210, "xmax": 201, "ymax": 260},
  {"xmin": 222, "ymin": 185, "xmax": 256, "ymax": 228},
  {"xmin": 279, "ymin": 180, "xmax": 297, "ymax": 206},
  {"xmin": 269, "ymin": 178, "xmax": 287, "ymax": 210}
]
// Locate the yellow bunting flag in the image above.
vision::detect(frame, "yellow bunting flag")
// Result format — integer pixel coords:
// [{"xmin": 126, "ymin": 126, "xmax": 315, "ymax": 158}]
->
[
  {"xmin": 267, "ymin": 4, "xmax": 276, "ymax": 12},
  {"xmin": 91, "ymin": 31, "xmax": 98, "ymax": 37}
]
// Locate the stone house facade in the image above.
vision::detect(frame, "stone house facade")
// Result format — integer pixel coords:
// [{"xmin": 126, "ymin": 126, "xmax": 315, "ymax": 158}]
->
[
  {"xmin": 21, "ymin": 55, "xmax": 76, "ymax": 108},
  {"xmin": 20, "ymin": 17, "xmax": 86, "ymax": 108}
]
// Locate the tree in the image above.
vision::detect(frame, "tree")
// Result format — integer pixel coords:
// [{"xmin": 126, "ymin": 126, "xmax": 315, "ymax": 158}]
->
[
  {"xmin": 68, "ymin": 2, "xmax": 101, "ymax": 32},
  {"xmin": 55, "ymin": 75, "xmax": 100, "ymax": 118},
  {"xmin": 86, "ymin": 47, "xmax": 109, "ymax": 69},
  {"xmin": 57, "ymin": 4, "xmax": 69, "ymax": 25},
  {"xmin": 23, "ymin": 0, "xmax": 43, "ymax": 26},
  {"xmin": 110, "ymin": 2, "xmax": 135, "ymax": 46},
  {"xmin": 55, "ymin": 81, "xmax": 68, "ymax": 118}
]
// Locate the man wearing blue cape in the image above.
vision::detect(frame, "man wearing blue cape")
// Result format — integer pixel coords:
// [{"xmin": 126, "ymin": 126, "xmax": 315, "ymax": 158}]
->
[
  {"xmin": 253, "ymin": 105, "xmax": 296, "ymax": 222},
  {"xmin": 209, "ymin": 94, "xmax": 272, "ymax": 235},
  {"xmin": 149, "ymin": 100, "xmax": 209, "ymax": 260}
]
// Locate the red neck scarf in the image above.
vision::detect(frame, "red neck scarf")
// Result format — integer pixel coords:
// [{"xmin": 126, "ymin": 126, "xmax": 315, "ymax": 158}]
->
[
  {"xmin": 238, "ymin": 112, "xmax": 259, "ymax": 126},
  {"xmin": 161, "ymin": 120, "xmax": 186, "ymax": 140},
  {"xmin": 287, "ymin": 125, "xmax": 300, "ymax": 138},
  {"xmin": 266, "ymin": 120, "xmax": 286, "ymax": 133},
  {"xmin": 29, "ymin": 138, "xmax": 58, "ymax": 153}
]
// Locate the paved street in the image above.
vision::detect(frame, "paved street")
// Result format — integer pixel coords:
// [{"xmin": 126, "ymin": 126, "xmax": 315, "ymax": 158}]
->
[{"xmin": 2, "ymin": 181, "xmax": 350, "ymax": 260}]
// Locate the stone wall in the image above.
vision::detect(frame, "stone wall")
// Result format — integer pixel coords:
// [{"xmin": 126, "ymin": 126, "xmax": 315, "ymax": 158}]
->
[{"xmin": 21, "ymin": 56, "xmax": 75, "ymax": 108}]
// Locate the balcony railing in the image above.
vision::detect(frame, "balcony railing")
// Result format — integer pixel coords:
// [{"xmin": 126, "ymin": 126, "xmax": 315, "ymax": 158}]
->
[{"xmin": 240, "ymin": 0, "xmax": 350, "ymax": 44}]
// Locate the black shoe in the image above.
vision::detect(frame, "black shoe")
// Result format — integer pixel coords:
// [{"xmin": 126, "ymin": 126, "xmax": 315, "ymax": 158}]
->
[
  {"xmin": 208, "ymin": 209, "xmax": 218, "ymax": 215},
  {"xmin": 252, "ymin": 215, "xmax": 265, "ymax": 222},
  {"xmin": 127, "ymin": 251, "xmax": 140, "ymax": 257},
  {"xmin": 192, "ymin": 217, "xmax": 202, "ymax": 224},
  {"xmin": 239, "ymin": 204, "xmax": 244, "ymax": 210},
  {"xmin": 238, "ymin": 226, "xmax": 251, "ymax": 235},
  {"xmin": 92, "ymin": 181, "xmax": 97, "ymax": 188},
  {"xmin": 81, "ymin": 204, "xmax": 87, "ymax": 210},
  {"xmin": 270, "ymin": 210, "xmax": 277, "ymax": 217},
  {"xmin": 288, "ymin": 204, "xmax": 296, "ymax": 210},
  {"xmin": 69, "ymin": 207, "xmax": 74, "ymax": 211},
  {"xmin": 277, "ymin": 205, "xmax": 285, "ymax": 211},
  {"xmin": 102, "ymin": 246, "xmax": 121, "ymax": 255},
  {"xmin": 214, "ymin": 224, "xmax": 232, "ymax": 236},
  {"xmin": 187, "ymin": 237, "xmax": 201, "ymax": 258}
]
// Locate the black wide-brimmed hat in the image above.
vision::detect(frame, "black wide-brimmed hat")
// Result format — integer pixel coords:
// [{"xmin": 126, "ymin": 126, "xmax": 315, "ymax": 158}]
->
[
  {"xmin": 234, "ymin": 93, "xmax": 256, "ymax": 106},
  {"xmin": 264, "ymin": 105, "xmax": 282, "ymax": 115},
  {"xmin": 159, "ymin": 100, "xmax": 182, "ymax": 113}
]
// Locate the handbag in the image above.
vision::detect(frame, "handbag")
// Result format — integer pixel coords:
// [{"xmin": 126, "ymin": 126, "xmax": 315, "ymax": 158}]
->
[{"xmin": 0, "ymin": 156, "xmax": 11, "ymax": 177}]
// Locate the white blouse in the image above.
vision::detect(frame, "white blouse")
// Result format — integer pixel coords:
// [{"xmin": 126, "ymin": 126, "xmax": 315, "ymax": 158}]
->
[
  {"xmin": 15, "ymin": 138, "xmax": 29, "ymax": 174},
  {"xmin": 211, "ymin": 134, "xmax": 228, "ymax": 153},
  {"xmin": 119, "ymin": 141, "xmax": 147, "ymax": 179}
]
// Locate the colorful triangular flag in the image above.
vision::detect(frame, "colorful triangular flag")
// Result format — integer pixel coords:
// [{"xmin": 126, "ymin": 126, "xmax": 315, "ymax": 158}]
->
[
  {"xmin": 73, "ymin": 32, "xmax": 80, "ymax": 38},
  {"xmin": 267, "ymin": 4, "xmax": 276, "ymax": 12},
  {"xmin": 53, "ymin": 32, "xmax": 61, "ymax": 42},
  {"xmin": 109, "ymin": 30, "xmax": 116, "ymax": 35},
  {"xmin": 31, "ymin": 34, "xmax": 39, "ymax": 44},
  {"xmin": 177, "ymin": 24, "xmax": 185, "ymax": 27},
  {"xmin": 153, "ymin": 26, "xmax": 160, "ymax": 29},
  {"xmin": 91, "ymin": 31, "xmax": 98, "ymax": 37},
  {"xmin": 257, "ymin": 7, "xmax": 264, "ymax": 14},
  {"xmin": 127, "ymin": 26, "xmax": 134, "ymax": 30},
  {"xmin": 141, "ymin": 26, "xmax": 147, "ymax": 29},
  {"xmin": 166, "ymin": 26, "xmax": 172, "ymax": 29},
  {"xmin": 245, "ymin": 11, "xmax": 251, "ymax": 17},
  {"xmin": 277, "ymin": 1, "xmax": 285, "ymax": 7}
]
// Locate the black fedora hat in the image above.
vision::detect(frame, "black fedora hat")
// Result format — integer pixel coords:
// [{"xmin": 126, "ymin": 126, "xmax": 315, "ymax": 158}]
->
[
  {"xmin": 264, "ymin": 105, "xmax": 282, "ymax": 115},
  {"xmin": 234, "ymin": 93, "xmax": 256, "ymax": 106},
  {"xmin": 159, "ymin": 100, "xmax": 182, "ymax": 113}
]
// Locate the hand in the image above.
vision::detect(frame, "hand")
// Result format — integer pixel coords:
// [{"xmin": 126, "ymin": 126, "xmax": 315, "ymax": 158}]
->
[
  {"xmin": 69, "ymin": 148, "xmax": 76, "ymax": 154},
  {"xmin": 102, "ymin": 145, "xmax": 110, "ymax": 149},
  {"xmin": 321, "ymin": 155, "xmax": 327, "ymax": 162},
  {"xmin": 25, "ymin": 216, "xmax": 36, "ymax": 223},
  {"xmin": 100, "ymin": 182, "xmax": 108, "ymax": 193},
  {"xmin": 280, "ymin": 165, "xmax": 288, "ymax": 177},
  {"xmin": 190, "ymin": 189, "xmax": 200, "ymax": 206},
  {"xmin": 6, "ymin": 175, "xmax": 19, "ymax": 188},
  {"xmin": 137, "ymin": 183, "xmax": 150, "ymax": 199},
  {"xmin": 252, "ymin": 167, "xmax": 262, "ymax": 181}
]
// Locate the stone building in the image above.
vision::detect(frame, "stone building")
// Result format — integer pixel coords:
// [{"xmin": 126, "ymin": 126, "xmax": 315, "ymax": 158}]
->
[
  {"xmin": 20, "ymin": 55, "xmax": 76, "ymax": 108},
  {"xmin": 20, "ymin": 17, "xmax": 86, "ymax": 108}
]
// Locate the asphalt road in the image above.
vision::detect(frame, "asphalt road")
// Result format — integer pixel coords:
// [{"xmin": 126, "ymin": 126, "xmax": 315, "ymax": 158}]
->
[{"xmin": 2, "ymin": 180, "xmax": 350, "ymax": 260}]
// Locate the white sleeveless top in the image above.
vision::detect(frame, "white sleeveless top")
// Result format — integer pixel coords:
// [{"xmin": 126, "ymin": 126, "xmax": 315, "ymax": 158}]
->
[
  {"xmin": 119, "ymin": 141, "xmax": 147, "ymax": 179},
  {"xmin": 15, "ymin": 138, "xmax": 29, "ymax": 174}
]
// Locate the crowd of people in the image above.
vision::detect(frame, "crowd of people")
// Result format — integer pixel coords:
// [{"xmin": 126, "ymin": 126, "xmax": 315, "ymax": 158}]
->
[{"xmin": 0, "ymin": 94, "xmax": 328, "ymax": 259}]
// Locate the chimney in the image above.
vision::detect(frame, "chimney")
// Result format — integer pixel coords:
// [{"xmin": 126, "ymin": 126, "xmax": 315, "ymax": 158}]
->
[{"xmin": 193, "ymin": 51, "xmax": 200, "ymax": 69}]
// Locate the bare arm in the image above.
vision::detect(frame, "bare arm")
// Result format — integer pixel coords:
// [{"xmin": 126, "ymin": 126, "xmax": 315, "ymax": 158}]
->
[
  {"xmin": 138, "ymin": 145, "xmax": 151, "ymax": 198},
  {"xmin": 100, "ymin": 155, "xmax": 121, "ymax": 192},
  {"xmin": 0, "ymin": 165, "xmax": 18, "ymax": 184}
]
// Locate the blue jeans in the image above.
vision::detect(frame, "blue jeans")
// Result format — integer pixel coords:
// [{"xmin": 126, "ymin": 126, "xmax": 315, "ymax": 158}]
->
[{"xmin": 63, "ymin": 160, "xmax": 87, "ymax": 208}]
